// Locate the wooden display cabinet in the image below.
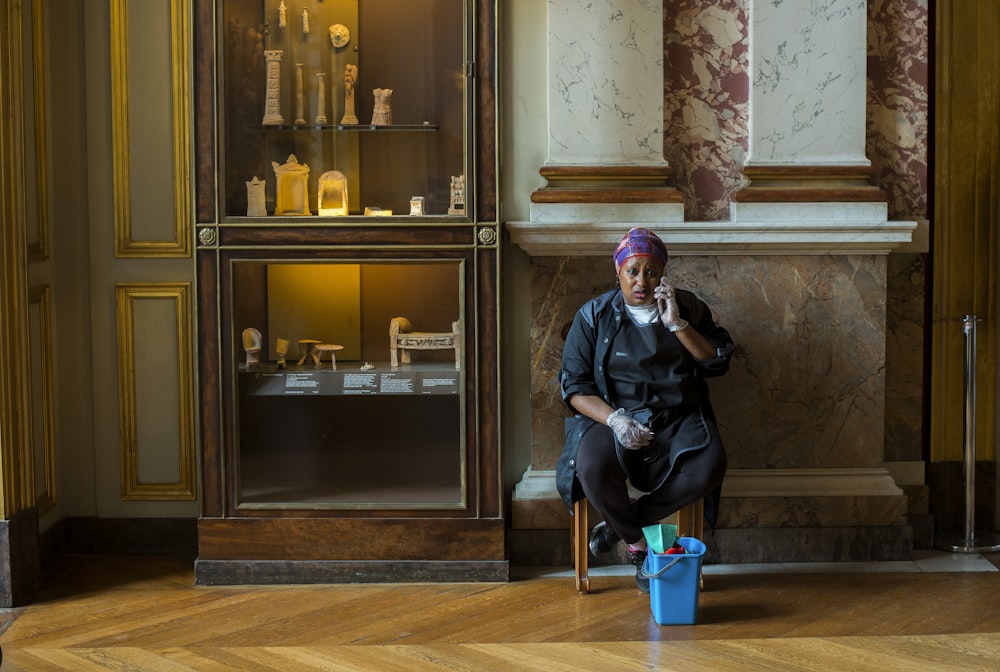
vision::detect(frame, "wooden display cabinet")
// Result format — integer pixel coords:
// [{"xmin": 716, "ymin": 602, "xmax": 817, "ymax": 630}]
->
[{"xmin": 192, "ymin": 0, "xmax": 503, "ymax": 584}]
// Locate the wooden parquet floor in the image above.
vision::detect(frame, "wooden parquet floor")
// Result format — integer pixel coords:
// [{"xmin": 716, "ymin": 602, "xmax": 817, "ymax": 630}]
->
[{"xmin": 0, "ymin": 554, "xmax": 999, "ymax": 671}]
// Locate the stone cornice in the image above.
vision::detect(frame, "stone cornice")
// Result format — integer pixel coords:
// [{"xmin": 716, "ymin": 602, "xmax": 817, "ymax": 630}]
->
[{"xmin": 505, "ymin": 219, "xmax": 919, "ymax": 256}]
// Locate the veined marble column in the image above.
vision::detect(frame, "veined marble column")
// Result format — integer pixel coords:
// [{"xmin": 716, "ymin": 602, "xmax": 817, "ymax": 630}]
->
[
  {"xmin": 529, "ymin": 0, "xmax": 683, "ymax": 228},
  {"xmin": 735, "ymin": 0, "xmax": 885, "ymax": 210}
]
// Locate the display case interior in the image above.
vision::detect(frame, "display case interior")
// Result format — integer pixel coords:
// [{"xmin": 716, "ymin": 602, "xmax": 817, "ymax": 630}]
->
[
  {"xmin": 220, "ymin": 0, "xmax": 468, "ymax": 219},
  {"xmin": 232, "ymin": 259, "xmax": 465, "ymax": 509}
]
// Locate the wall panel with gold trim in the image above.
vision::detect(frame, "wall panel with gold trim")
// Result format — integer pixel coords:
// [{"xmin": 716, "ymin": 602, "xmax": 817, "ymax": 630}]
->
[
  {"xmin": 28, "ymin": 286, "xmax": 54, "ymax": 512},
  {"xmin": 116, "ymin": 283, "xmax": 197, "ymax": 500},
  {"xmin": 110, "ymin": 0, "xmax": 191, "ymax": 257}
]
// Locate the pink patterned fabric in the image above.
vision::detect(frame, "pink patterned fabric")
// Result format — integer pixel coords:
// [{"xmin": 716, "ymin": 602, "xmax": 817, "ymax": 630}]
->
[{"xmin": 613, "ymin": 228, "xmax": 668, "ymax": 272}]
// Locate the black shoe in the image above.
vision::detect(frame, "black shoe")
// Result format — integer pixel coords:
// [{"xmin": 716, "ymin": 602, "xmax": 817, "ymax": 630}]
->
[
  {"xmin": 631, "ymin": 548, "xmax": 650, "ymax": 594},
  {"xmin": 588, "ymin": 521, "xmax": 621, "ymax": 556}
]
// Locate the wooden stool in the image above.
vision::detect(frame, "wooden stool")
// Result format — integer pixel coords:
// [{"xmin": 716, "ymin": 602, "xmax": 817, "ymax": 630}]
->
[
  {"xmin": 313, "ymin": 344, "xmax": 344, "ymax": 369},
  {"xmin": 572, "ymin": 498, "xmax": 704, "ymax": 594}
]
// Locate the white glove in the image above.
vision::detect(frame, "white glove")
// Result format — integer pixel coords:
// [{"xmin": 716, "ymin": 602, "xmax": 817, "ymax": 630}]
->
[
  {"xmin": 606, "ymin": 409, "xmax": 653, "ymax": 450},
  {"xmin": 654, "ymin": 280, "xmax": 689, "ymax": 332}
]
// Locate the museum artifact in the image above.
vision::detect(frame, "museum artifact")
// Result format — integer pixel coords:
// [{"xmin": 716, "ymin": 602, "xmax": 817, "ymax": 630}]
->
[
  {"xmin": 262, "ymin": 50, "xmax": 285, "ymax": 126},
  {"xmin": 271, "ymin": 154, "xmax": 311, "ymax": 215},
  {"xmin": 315, "ymin": 72, "xmax": 328, "ymax": 124},
  {"xmin": 314, "ymin": 344, "xmax": 345, "ymax": 369},
  {"xmin": 371, "ymin": 88, "xmax": 393, "ymax": 126},
  {"xmin": 389, "ymin": 317, "xmax": 462, "ymax": 369},
  {"xmin": 301, "ymin": 8, "xmax": 310, "ymax": 35},
  {"xmin": 242, "ymin": 328, "xmax": 262, "ymax": 367},
  {"xmin": 329, "ymin": 23, "xmax": 350, "ymax": 48},
  {"xmin": 448, "ymin": 175, "xmax": 465, "ymax": 215},
  {"xmin": 296, "ymin": 339, "xmax": 321, "ymax": 366},
  {"xmin": 275, "ymin": 337, "xmax": 290, "ymax": 369},
  {"xmin": 246, "ymin": 176, "xmax": 266, "ymax": 217},
  {"xmin": 409, "ymin": 196, "xmax": 425, "ymax": 216},
  {"xmin": 341, "ymin": 64, "xmax": 359, "ymax": 124},
  {"xmin": 318, "ymin": 170, "xmax": 349, "ymax": 216},
  {"xmin": 294, "ymin": 63, "xmax": 306, "ymax": 124},
  {"xmin": 278, "ymin": 1, "xmax": 286, "ymax": 28}
]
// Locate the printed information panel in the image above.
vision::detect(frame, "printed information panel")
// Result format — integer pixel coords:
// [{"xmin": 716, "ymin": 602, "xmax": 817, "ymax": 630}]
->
[{"xmin": 241, "ymin": 366, "xmax": 460, "ymax": 396}]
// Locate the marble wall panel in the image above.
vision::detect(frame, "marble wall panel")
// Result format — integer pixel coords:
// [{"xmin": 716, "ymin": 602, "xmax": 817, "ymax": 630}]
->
[
  {"xmin": 663, "ymin": 0, "xmax": 749, "ymax": 221},
  {"xmin": 530, "ymin": 255, "xmax": 888, "ymax": 472},
  {"xmin": 749, "ymin": 0, "xmax": 869, "ymax": 164},
  {"xmin": 547, "ymin": 0, "xmax": 665, "ymax": 164},
  {"xmin": 867, "ymin": 0, "xmax": 929, "ymax": 220},
  {"xmin": 868, "ymin": 0, "xmax": 929, "ymax": 465}
]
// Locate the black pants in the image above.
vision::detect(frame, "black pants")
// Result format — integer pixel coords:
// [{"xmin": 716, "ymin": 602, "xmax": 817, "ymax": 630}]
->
[{"xmin": 575, "ymin": 415, "xmax": 727, "ymax": 546}]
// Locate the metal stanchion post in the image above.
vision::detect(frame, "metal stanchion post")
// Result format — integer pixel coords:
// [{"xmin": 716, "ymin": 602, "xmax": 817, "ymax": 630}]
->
[{"xmin": 937, "ymin": 315, "xmax": 1000, "ymax": 553}]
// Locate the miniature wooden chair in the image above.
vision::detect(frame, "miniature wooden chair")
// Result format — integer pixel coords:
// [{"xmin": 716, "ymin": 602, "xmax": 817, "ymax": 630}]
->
[{"xmin": 572, "ymin": 497, "xmax": 704, "ymax": 594}]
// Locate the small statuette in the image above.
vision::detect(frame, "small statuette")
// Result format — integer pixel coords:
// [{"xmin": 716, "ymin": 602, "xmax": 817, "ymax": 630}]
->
[
  {"xmin": 318, "ymin": 170, "xmax": 348, "ymax": 216},
  {"xmin": 275, "ymin": 338, "xmax": 289, "ymax": 369},
  {"xmin": 370, "ymin": 88, "xmax": 393, "ymax": 126},
  {"xmin": 246, "ymin": 176, "xmax": 266, "ymax": 216},
  {"xmin": 409, "ymin": 196, "xmax": 425, "ymax": 216},
  {"xmin": 242, "ymin": 328, "xmax": 262, "ymax": 367},
  {"xmin": 341, "ymin": 64, "xmax": 359, "ymax": 125},
  {"xmin": 301, "ymin": 8, "xmax": 310, "ymax": 35},
  {"xmin": 272, "ymin": 154, "xmax": 311, "ymax": 216},
  {"xmin": 262, "ymin": 50, "xmax": 285, "ymax": 126},
  {"xmin": 294, "ymin": 63, "xmax": 306, "ymax": 124},
  {"xmin": 448, "ymin": 175, "xmax": 465, "ymax": 215},
  {"xmin": 315, "ymin": 72, "xmax": 328, "ymax": 124},
  {"xmin": 278, "ymin": 1, "xmax": 287, "ymax": 28}
]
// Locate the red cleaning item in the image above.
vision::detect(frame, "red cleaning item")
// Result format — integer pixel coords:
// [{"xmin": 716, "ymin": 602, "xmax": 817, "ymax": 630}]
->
[{"xmin": 665, "ymin": 541, "xmax": 686, "ymax": 555}]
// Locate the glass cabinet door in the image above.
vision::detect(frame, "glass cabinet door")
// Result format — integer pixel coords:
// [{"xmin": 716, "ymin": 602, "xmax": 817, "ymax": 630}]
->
[
  {"xmin": 219, "ymin": 0, "xmax": 469, "ymax": 220},
  {"xmin": 231, "ymin": 259, "xmax": 465, "ymax": 509}
]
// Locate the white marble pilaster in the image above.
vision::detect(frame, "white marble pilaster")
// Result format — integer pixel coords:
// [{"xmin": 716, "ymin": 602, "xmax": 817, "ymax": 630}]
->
[
  {"xmin": 533, "ymin": 0, "xmax": 683, "ymax": 225},
  {"xmin": 747, "ymin": 0, "xmax": 868, "ymax": 166},
  {"xmin": 546, "ymin": 0, "xmax": 666, "ymax": 166}
]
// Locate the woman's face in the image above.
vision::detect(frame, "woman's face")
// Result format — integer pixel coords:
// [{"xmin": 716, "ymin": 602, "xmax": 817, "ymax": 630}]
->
[{"xmin": 618, "ymin": 257, "xmax": 664, "ymax": 306}]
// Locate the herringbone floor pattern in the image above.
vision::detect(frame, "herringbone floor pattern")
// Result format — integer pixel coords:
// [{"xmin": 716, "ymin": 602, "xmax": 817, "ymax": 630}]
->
[{"xmin": 0, "ymin": 554, "xmax": 999, "ymax": 670}]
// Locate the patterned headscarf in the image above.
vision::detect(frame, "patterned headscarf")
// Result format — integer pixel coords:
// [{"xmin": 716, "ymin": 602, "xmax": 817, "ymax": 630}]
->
[{"xmin": 613, "ymin": 227, "xmax": 668, "ymax": 272}]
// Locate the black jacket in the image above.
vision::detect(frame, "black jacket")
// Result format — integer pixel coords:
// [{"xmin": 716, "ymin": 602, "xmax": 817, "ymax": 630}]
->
[{"xmin": 556, "ymin": 288, "xmax": 733, "ymax": 518}]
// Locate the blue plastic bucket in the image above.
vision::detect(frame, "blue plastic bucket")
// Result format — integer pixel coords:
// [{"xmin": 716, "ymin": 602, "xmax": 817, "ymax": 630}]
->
[{"xmin": 645, "ymin": 536, "xmax": 706, "ymax": 625}]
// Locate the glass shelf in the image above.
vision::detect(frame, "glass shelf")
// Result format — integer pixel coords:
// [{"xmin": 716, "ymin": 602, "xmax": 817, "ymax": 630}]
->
[{"xmin": 258, "ymin": 123, "xmax": 440, "ymax": 132}]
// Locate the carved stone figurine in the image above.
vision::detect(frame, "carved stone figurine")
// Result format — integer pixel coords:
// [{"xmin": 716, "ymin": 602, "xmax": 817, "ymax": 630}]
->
[
  {"xmin": 315, "ymin": 72, "xmax": 328, "ymax": 124},
  {"xmin": 448, "ymin": 175, "xmax": 465, "ymax": 215},
  {"xmin": 341, "ymin": 64, "xmax": 359, "ymax": 125},
  {"xmin": 242, "ymin": 328, "xmax": 262, "ymax": 367},
  {"xmin": 246, "ymin": 176, "xmax": 266, "ymax": 217},
  {"xmin": 271, "ymin": 154, "xmax": 311, "ymax": 216},
  {"xmin": 370, "ymin": 88, "xmax": 393, "ymax": 126},
  {"xmin": 262, "ymin": 50, "xmax": 285, "ymax": 126},
  {"xmin": 294, "ymin": 63, "xmax": 306, "ymax": 125},
  {"xmin": 275, "ymin": 338, "xmax": 289, "ymax": 369},
  {"xmin": 318, "ymin": 170, "xmax": 348, "ymax": 216}
]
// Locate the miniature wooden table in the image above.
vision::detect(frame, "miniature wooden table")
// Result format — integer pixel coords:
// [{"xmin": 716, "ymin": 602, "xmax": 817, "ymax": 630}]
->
[
  {"xmin": 313, "ymin": 343, "xmax": 345, "ymax": 369},
  {"xmin": 296, "ymin": 339, "xmax": 321, "ymax": 366}
]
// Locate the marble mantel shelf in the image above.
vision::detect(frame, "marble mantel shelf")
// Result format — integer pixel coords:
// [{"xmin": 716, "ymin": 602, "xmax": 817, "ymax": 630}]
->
[{"xmin": 505, "ymin": 219, "xmax": 919, "ymax": 256}]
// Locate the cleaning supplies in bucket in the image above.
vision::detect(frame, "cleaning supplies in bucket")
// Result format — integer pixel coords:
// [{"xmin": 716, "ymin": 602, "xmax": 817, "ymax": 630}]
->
[{"xmin": 641, "ymin": 529, "xmax": 706, "ymax": 626}]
